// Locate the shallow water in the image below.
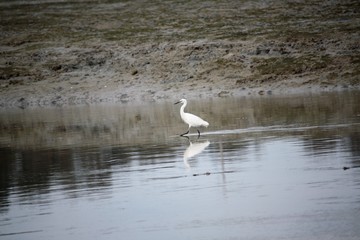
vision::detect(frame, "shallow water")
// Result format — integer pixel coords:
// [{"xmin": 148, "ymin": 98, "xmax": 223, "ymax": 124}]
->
[{"xmin": 1, "ymin": 92, "xmax": 360, "ymax": 240}]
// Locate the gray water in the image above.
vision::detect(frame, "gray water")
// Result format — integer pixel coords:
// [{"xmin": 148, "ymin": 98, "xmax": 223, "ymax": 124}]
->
[{"xmin": 1, "ymin": 92, "xmax": 360, "ymax": 240}]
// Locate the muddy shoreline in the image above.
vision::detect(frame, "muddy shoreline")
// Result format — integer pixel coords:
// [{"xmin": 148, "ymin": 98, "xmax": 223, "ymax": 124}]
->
[{"xmin": 1, "ymin": 0, "xmax": 359, "ymax": 108}]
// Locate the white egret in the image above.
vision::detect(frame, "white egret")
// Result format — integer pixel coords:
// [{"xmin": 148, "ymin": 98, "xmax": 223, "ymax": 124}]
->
[{"xmin": 174, "ymin": 99, "xmax": 209, "ymax": 137}]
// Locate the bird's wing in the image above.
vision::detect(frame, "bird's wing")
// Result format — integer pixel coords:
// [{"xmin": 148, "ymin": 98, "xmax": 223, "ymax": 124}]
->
[{"xmin": 184, "ymin": 113, "xmax": 208, "ymax": 127}]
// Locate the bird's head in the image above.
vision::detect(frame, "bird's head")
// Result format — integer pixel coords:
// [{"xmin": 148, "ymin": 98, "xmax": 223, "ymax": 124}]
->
[{"xmin": 174, "ymin": 99, "xmax": 186, "ymax": 105}]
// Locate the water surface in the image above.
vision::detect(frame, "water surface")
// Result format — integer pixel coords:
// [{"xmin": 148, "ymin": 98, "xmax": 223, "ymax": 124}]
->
[{"xmin": 1, "ymin": 92, "xmax": 360, "ymax": 239}]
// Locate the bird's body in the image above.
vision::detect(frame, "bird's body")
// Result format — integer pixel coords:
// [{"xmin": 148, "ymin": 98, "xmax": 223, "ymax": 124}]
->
[{"xmin": 175, "ymin": 99, "xmax": 209, "ymax": 137}]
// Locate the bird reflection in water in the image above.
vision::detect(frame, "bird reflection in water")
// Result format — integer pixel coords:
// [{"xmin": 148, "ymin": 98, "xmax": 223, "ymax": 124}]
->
[{"xmin": 183, "ymin": 137, "xmax": 210, "ymax": 168}]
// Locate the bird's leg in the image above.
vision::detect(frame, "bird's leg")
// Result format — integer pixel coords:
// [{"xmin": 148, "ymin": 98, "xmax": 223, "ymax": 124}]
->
[
  {"xmin": 180, "ymin": 126, "xmax": 190, "ymax": 136},
  {"xmin": 197, "ymin": 129, "xmax": 201, "ymax": 138},
  {"xmin": 180, "ymin": 130, "xmax": 189, "ymax": 136}
]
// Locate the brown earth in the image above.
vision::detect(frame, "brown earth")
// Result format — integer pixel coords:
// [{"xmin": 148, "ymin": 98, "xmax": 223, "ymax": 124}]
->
[{"xmin": 0, "ymin": 0, "xmax": 359, "ymax": 108}]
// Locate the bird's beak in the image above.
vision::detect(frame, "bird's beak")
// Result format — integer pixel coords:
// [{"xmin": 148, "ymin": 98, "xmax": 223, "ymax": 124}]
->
[{"xmin": 174, "ymin": 101, "xmax": 180, "ymax": 105}]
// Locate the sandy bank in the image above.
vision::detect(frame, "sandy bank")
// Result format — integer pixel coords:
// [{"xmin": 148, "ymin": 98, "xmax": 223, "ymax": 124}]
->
[{"xmin": 0, "ymin": 0, "xmax": 359, "ymax": 108}]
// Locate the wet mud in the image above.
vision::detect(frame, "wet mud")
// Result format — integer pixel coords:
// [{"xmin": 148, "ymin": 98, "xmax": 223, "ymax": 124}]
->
[{"xmin": 0, "ymin": 0, "xmax": 359, "ymax": 108}]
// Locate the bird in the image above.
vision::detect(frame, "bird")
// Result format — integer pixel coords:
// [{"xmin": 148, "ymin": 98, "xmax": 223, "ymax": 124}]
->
[{"xmin": 174, "ymin": 99, "xmax": 209, "ymax": 137}]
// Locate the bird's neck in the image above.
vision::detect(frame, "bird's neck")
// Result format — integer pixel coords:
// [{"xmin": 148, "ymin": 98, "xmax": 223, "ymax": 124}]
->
[{"xmin": 180, "ymin": 102, "xmax": 187, "ymax": 116}]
